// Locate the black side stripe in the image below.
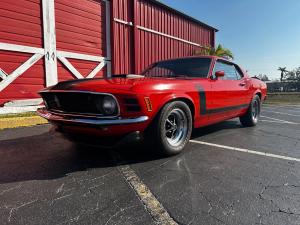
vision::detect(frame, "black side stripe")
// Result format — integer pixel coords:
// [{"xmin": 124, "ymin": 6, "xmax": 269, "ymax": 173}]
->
[
  {"xmin": 206, "ymin": 104, "xmax": 249, "ymax": 114},
  {"xmin": 196, "ymin": 85, "xmax": 208, "ymax": 115},
  {"xmin": 195, "ymin": 84, "xmax": 249, "ymax": 115}
]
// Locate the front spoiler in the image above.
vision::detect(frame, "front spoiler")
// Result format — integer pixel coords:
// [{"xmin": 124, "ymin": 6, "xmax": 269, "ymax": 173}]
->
[{"xmin": 37, "ymin": 108, "xmax": 149, "ymax": 126}]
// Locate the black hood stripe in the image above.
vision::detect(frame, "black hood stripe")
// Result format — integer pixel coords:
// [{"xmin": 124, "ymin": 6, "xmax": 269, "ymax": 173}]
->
[{"xmin": 51, "ymin": 78, "xmax": 105, "ymax": 90}]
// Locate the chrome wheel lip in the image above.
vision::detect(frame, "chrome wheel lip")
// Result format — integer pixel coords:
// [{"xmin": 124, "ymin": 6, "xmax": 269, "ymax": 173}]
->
[
  {"xmin": 164, "ymin": 108, "xmax": 188, "ymax": 147},
  {"xmin": 252, "ymin": 100, "xmax": 259, "ymax": 122}
]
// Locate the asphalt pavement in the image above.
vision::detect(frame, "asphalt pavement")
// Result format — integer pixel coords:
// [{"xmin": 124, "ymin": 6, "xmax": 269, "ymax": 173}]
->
[{"xmin": 0, "ymin": 104, "xmax": 300, "ymax": 225}]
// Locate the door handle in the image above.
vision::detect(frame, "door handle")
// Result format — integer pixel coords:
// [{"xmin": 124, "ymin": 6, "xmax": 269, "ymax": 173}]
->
[{"xmin": 239, "ymin": 82, "xmax": 246, "ymax": 87}]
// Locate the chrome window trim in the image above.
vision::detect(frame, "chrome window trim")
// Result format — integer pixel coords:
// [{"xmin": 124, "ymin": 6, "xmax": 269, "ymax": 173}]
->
[{"xmin": 40, "ymin": 90, "xmax": 121, "ymax": 117}]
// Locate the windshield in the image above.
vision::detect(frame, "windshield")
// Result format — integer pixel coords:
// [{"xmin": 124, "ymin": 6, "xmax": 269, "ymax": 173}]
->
[{"xmin": 142, "ymin": 58, "xmax": 212, "ymax": 78}]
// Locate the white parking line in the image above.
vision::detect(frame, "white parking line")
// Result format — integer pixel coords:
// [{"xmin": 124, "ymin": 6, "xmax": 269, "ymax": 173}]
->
[
  {"xmin": 263, "ymin": 106, "xmax": 300, "ymax": 113},
  {"xmin": 279, "ymin": 109, "xmax": 300, "ymax": 113},
  {"xmin": 118, "ymin": 165, "xmax": 178, "ymax": 225},
  {"xmin": 260, "ymin": 115, "xmax": 299, "ymax": 124},
  {"xmin": 111, "ymin": 151, "xmax": 178, "ymax": 225},
  {"xmin": 263, "ymin": 110, "xmax": 300, "ymax": 117},
  {"xmin": 280, "ymin": 104, "xmax": 300, "ymax": 107},
  {"xmin": 190, "ymin": 140, "xmax": 300, "ymax": 162},
  {"xmin": 260, "ymin": 119, "xmax": 296, "ymax": 124},
  {"xmin": 264, "ymin": 104, "xmax": 300, "ymax": 108}
]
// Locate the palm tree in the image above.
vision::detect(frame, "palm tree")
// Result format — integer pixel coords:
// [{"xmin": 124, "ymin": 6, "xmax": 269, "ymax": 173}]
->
[
  {"xmin": 194, "ymin": 44, "xmax": 234, "ymax": 60},
  {"xmin": 278, "ymin": 67, "xmax": 288, "ymax": 82}
]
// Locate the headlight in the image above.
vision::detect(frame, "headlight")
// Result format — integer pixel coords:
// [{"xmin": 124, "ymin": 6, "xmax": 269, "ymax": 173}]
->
[{"xmin": 102, "ymin": 96, "xmax": 117, "ymax": 115}]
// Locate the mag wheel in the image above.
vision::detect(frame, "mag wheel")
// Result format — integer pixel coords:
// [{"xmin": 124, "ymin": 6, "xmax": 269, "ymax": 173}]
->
[
  {"xmin": 146, "ymin": 101, "xmax": 192, "ymax": 156},
  {"xmin": 164, "ymin": 108, "xmax": 188, "ymax": 147},
  {"xmin": 240, "ymin": 95, "xmax": 261, "ymax": 127},
  {"xmin": 252, "ymin": 99, "xmax": 259, "ymax": 123}
]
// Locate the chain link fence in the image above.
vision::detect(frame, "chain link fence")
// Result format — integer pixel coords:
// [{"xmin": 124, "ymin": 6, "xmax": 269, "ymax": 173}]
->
[{"xmin": 266, "ymin": 82, "xmax": 300, "ymax": 93}]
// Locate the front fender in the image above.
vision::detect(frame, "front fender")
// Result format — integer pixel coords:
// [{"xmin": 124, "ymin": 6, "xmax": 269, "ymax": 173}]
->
[
  {"xmin": 253, "ymin": 90, "xmax": 262, "ymax": 98},
  {"xmin": 148, "ymin": 92, "xmax": 196, "ymax": 121}
]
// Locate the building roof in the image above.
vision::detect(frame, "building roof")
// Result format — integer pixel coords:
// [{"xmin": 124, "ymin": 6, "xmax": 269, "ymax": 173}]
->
[{"xmin": 151, "ymin": 0, "xmax": 219, "ymax": 32}]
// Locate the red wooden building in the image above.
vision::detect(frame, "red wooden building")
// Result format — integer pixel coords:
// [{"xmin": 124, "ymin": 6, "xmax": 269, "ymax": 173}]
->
[{"xmin": 0, "ymin": 0, "xmax": 217, "ymax": 106}]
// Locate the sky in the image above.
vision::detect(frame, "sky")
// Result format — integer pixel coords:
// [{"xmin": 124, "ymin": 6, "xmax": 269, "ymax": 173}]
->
[{"xmin": 161, "ymin": 0, "xmax": 300, "ymax": 80}]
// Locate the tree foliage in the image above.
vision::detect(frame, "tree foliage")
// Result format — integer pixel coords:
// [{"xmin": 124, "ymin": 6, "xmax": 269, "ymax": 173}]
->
[
  {"xmin": 256, "ymin": 74, "xmax": 270, "ymax": 81},
  {"xmin": 278, "ymin": 67, "xmax": 289, "ymax": 82},
  {"xmin": 194, "ymin": 44, "xmax": 234, "ymax": 60},
  {"xmin": 285, "ymin": 67, "xmax": 300, "ymax": 82}
]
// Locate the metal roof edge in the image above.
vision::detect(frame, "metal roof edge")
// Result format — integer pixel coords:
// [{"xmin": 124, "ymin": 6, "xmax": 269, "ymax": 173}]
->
[{"xmin": 149, "ymin": 0, "xmax": 219, "ymax": 32}]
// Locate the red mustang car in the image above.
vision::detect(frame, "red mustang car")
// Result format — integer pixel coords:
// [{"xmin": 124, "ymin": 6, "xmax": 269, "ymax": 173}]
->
[{"xmin": 38, "ymin": 56, "xmax": 267, "ymax": 155}]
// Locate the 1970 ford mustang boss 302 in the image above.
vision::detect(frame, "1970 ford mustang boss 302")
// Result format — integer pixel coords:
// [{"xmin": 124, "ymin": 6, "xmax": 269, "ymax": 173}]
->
[{"xmin": 38, "ymin": 56, "xmax": 267, "ymax": 155}]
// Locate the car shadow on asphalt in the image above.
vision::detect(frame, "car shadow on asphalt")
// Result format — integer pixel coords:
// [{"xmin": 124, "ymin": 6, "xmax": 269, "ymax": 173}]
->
[
  {"xmin": 0, "ymin": 120, "xmax": 244, "ymax": 184},
  {"xmin": 191, "ymin": 119, "xmax": 244, "ymax": 138}
]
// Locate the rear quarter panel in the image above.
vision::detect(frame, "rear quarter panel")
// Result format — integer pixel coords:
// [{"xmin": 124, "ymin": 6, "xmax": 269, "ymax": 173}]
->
[{"xmin": 249, "ymin": 78, "xmax": 267, "ymax": 101}]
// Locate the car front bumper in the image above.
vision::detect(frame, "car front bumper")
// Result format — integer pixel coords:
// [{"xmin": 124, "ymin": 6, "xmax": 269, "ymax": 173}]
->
[{"xmin": 37, "ymin": 108, "xmax": 150, "ymax": 137}]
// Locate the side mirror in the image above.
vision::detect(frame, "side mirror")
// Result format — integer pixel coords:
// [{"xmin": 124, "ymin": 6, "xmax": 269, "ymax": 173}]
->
[{"xmin": 215, "ymin": 70, "xmax": 225, "ymax": 78}]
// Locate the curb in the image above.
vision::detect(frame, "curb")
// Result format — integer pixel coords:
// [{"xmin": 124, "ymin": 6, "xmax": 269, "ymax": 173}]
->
[{"xmin": 0, "ymin": 116, "xmax": 48, "ymax": 130}]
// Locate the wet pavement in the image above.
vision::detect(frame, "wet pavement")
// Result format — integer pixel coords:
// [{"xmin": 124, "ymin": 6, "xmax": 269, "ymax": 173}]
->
[{"xmin": 0, "ymin": 104, "xmax": 300, "ymax": 225}]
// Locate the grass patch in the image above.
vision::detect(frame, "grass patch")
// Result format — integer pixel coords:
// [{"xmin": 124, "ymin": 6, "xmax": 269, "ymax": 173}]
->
[
  {"xmin": 265, "ymin": 92, "xmax": 300, "ymax": 104},
  {"xmin": 0, "ymin": 111, "xmax": 38, "ymax": 119}
]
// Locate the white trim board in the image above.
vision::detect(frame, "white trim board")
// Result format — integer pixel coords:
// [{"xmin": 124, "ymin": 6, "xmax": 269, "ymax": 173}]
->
[
  {"xmin": 57, "ymin": 56, "xmax": 84, "ymax": 79},
  {"xmin": 136, "ymin": 25, "xmax": 201, "ymax": 47},
  {"xmin": 0, "ymin": 53, "xmax": 44, "ymax": 92},
  {"xmin": 0, "ymin": 0, "xmax": 110, "ymax": 98},
  {"xmin": 0, "ymin": 68, "xmax": 8, "ymax": 80},
  {"xmin": 4, "ymin": 98, "xmax": 43, "ymax": 107},
  {"xmin": 114, "ymin": 18, "xmax": 133, "ymax": 26},
  {"xmin": 0, "ymin": 105, "xmax": 41, "ymax": 115},
  {"xmin": 105, "ymin": 0, "xmax": 112, "ymax": 77},
  {"xmin": 0, "ymin": 43, "xmax": 45, "ymax": 93},
  {"xmin": 0, "ymin": 42, "xmax": 44, "ymax": 54},
  {"xmin": 86, "ymin": 61, "xmax": 106, "ymax": 79},
  {"xmin": 57, "ymin": 56, "xmax": 107, "ymax": 79},
  {"xmin": 42, "ymin": 0, "xmax": 58, "ymax": 86},
  {"xmin": 57, "ymin": 51, "xmax": 105, "ymax": 62}
]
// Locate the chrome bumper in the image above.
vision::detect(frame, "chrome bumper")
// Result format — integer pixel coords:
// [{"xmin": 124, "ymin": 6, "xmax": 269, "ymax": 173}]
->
[{"xmin": 37, "ymin": 108, "xmax": 149, "ymax": 126}]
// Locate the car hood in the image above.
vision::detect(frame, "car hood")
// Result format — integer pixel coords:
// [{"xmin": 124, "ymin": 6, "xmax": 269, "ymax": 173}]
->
[{"xmin": 45, "ymin": 76, "xmax": 198, "ymax": 93}]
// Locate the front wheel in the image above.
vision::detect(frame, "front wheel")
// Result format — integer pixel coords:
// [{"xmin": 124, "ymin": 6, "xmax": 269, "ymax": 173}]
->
[
  {"xmin": 145, "ymin": 101, "xmax": 193, "ymax": 156},
  {"xmin": 239, "ymin": 95, "xmax": 261, "ymax": 127}
]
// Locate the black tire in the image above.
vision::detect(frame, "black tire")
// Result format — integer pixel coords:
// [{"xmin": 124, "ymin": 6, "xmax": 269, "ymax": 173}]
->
[
  {"xmin": 239, "ymin": 95, "xmax": 261, "ymax": 127},
  {"xmin": 145, "ymin": 101, "xmax": 193, "ymax": 156}
]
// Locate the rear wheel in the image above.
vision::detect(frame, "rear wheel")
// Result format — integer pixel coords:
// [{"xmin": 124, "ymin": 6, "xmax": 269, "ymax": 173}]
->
[
  {"xmin": 239, "ymin": 95, "xmax": 261, "ymax": 127},
  {"xmin": 145, "ymin": 101, "xmax": 193, "ymax": 156}
]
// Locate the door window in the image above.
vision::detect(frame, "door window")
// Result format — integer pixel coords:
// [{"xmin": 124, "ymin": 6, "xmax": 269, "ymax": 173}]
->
[
  {"xmin": 234, "ymin": 65, "xmax": 244, "ymax": 80},
  {"xmin": 213, "ymin": 61, "xmax": 239, "ymax": 80}
]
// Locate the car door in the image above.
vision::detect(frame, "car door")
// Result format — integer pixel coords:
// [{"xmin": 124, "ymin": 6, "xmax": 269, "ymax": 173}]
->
[
  {"xmin": 233, "ymin": 64, "xmax": 252, "ymax": 107},
  {"xmin": 210, "ymin": 60, "xmax": 250, "ymax": 122}
]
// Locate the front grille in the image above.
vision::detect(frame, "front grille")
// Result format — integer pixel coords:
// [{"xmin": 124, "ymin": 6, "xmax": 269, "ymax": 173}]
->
[{"xmin": 41, "ymin": 92, "xmax": 119, "ymax": 117}]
